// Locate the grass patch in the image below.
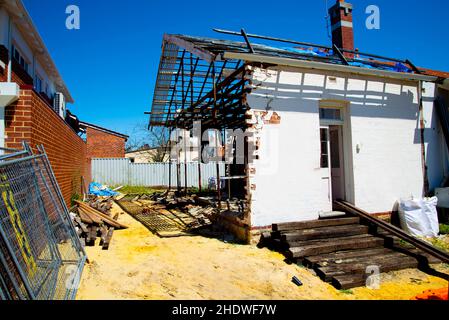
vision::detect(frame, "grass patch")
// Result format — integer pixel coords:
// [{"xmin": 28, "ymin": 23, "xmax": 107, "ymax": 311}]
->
[
  {"xmin": 429, "ymin": 237, "xmax": 449, "ymax": 253},
  {"xmin": 339, "ymin": 289, "xmax": 354, "ymax": 295},
  {"xmin": 116, "ymin": 186, "xmax": 164, "ymax": 195},
  {"xmin": 439, "ymin": 224, "xmax": 449, "ymax": 235}
]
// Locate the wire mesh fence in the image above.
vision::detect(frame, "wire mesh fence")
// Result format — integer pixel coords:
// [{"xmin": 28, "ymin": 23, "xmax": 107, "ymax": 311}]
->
[{"xmin": 0, "ymin": 143, "xmax": 86, "ymax": 300}]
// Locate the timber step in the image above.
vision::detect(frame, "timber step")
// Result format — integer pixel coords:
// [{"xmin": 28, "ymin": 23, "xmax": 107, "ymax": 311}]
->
[
  {"xmin": 315, "ymin": 253, "xmax": 418, "ymax": 282},
  {"xmin": 281, "ymin": 224, "xmax": 369, "ymax": 242},
  {"xmin": 284, "ymin": 233, "xmax": 372, "ymax": 249},
  {"xmin": 267, "ymin": 215, "xmax": 438, "ymax": 289},
  {"xmin": 331, "ymin": 255, "xmax": 419, "ymax": 290},
  {"xmin": 272, "ymin": 217, "xmax": 359, "ymax": 232},
  {"xmin": 288, "ymin": 236, "xmax": 384, "ymax": 258},
  {"xmin": 303, "ymin": 247, "xmax": 394, "ymax": 268}
]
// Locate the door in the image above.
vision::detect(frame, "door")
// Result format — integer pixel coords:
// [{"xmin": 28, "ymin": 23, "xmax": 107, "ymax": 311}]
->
[
  {"xmin": 320, "ymin": 126, "xmax": 332, "ymax": 210},
  {"xmin": 329, "ymin": 125, "xmax": 345, "ymax": 201}
]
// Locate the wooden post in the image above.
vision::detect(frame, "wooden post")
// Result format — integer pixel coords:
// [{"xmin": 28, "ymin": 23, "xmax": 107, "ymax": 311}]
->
[
  {"xmin": 184, "ymin": 129, "xmax": 188, "ymax": 195},
  {"xmin": 215, "ymin": 130, "xmax": 221, "ymax": 209}
]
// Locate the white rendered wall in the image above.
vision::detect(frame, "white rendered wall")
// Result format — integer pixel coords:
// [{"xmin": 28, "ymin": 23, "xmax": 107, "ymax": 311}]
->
[
  {"xmin": 247, "ymin": 66, "xmax": 442, "ymax": 227},
  {"xmin": 5, "ymin": 17, "xmax": 56, "ymax": 98}
]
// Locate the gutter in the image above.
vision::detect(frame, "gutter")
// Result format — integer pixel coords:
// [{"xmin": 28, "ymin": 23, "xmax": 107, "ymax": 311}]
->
[{"xmin": 222, "ymin": 52, "xmax": 438, "ymax": 83}]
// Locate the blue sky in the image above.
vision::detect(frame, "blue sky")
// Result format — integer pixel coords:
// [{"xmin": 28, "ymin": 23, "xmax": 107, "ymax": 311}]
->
[{"xmin": 22, "ymin": 0, "xmax": 449, "ymax": 142}]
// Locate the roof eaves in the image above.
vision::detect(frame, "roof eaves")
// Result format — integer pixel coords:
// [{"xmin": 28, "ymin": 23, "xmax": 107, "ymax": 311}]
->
[{"xmin": 80, "ymin": 121, "xmax": 129, "ymax": 140}]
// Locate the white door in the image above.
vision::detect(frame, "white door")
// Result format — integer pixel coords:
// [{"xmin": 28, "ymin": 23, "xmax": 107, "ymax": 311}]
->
[
  {"xmin": 329, "ymin": 126, "xmax": 345, "ymax": 201},
  {"xmin": 320, "ymin": 126, "xmax": 332, "ymax": 210}
]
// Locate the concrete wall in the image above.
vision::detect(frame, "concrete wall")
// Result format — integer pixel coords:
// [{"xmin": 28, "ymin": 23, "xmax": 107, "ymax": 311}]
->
[{"xmin": 246, "ymin": 65, "xmax": 446, "ymax": 227}]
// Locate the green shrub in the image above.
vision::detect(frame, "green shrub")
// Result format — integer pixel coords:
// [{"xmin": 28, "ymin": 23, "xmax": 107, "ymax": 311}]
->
[{"xmin": 440, "ymin": 224, "xmax": 449, "ymax": 235}]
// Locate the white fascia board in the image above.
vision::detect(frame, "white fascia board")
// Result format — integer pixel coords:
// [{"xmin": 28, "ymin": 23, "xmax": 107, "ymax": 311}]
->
[{"xmin": 223, "ymin": 52, "xmax": 438, "ymax": 83}]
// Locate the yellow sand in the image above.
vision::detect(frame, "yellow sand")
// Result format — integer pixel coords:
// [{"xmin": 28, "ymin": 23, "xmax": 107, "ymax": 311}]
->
[{"xmin": 76, "ymin": 204, "xmax": 449, "ymax": 300}]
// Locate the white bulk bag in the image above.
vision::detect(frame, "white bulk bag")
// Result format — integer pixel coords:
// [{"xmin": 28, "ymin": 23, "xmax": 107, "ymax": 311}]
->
[{"xmin": 398, "ymin": 197, "xmax": 439, "ymax": 238}]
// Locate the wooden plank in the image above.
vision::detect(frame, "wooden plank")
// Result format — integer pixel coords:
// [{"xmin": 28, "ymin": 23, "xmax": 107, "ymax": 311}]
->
[
  {"xmin": 288, "ymin": 237, "xmax": 385, "ymax": 259},
  {"xmin": 335, "ymin": 200, "xmax": 449, "ymax": 264},
  {"xmin": 282, "ymin": 225, "xmax": 369, "ymax": 242},
  {"xmin": 317, "ymin": 255, "xmax": 418, "ymax": 282},
  {"xmin": 77, "ymin": 209, "xmax": 93, "ymax": 225},
  {"xmin": 102, "ymin": 228, "xmax": 114, "ymax": 250},
  {"xmin": 272, "ymin": 217, "xmax": 359, "ymax": 232},
  {"xmin": 331, "ymin": 258, "xmax": 420, "ymax": 289},
  {"xmin": 304, "ymin": 248, "xmax": 392, "ymax": 267},
  {"xmin": 86, "ymin": 226, "xmax": 97, "ymax": 245},
  {"xmin": 99, "ymin": 226, "xmax": 108, "ymax": 246},
  {"xmin": 76, "ymin": 201, "xmax": 128, "ymax": 229},
  {"xmin": 285, "ymin": 234, "xmax": 372, "ymax": 249},
  {"xmin": 79, "ymin": 207, "xmax": 102, "ymax": 225},
  {"xmin": 315, "ymin": 251, "xmax": 410, "ymax": 269},
  {"xmin": 74, "ymin": 216, "xmax": 89, "ymax": 234}
]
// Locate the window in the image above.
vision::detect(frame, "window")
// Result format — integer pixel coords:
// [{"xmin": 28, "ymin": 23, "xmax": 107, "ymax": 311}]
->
[
  {"xmin": 319, "ymin": 108, "xmax": 342, "ymax": 121},
  {"xmin": 320, "ymin": 128, "xmax": 329, "ymax": 168},
  {"xmin": 35, "ymin": 76, "xmax": 43, "ymax": 93},
  {"xmin": 11, "ymin": 44, "xmax": 29, "ymax": 74}
]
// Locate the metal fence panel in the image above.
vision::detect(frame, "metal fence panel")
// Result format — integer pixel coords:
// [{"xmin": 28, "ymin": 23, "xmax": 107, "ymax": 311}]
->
[
  {"xmin": 92, "ymin": 158, "xmax": 130, "ymax": 186},
  {"xmin": 0, "ymin": 144, "xmax": 86, "ymax": 300},
  {"xmin": 91, "ymin": 159, "xmax": 225, "ymax": 188}
]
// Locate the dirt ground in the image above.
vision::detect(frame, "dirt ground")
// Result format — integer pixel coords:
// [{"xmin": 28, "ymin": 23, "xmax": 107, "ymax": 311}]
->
[{"xmin": 76, "ymin": 204, "xmax": 449, "ymax": 300}]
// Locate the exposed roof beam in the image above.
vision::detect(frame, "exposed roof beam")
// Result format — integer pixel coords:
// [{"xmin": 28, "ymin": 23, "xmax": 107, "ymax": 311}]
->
[
  {"xmin": 163, "ymin": 34, "xmax": 216, "ymax": 63},
  {"xmin": 223, "ymin": 52, "xmax": 438, "ymax": 82}
]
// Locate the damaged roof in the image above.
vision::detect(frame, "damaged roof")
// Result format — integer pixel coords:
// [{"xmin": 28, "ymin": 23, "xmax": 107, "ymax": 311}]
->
[{"xmin": 149, "ymin": 30, "xmax": 448, "ymax": 130}]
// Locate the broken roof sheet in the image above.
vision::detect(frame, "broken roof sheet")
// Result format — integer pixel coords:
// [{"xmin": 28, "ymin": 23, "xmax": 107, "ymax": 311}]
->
[{"xmin": 149, "ymin": 31, "xmax": 448, "ymax": 130}]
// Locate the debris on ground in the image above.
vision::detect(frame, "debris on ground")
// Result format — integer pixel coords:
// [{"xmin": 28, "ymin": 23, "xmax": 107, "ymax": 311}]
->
[
  {"xmin": 413, "ymin": 287, "xmax": 449, "ymax": 300},
  {"xmin": 70, "ymin": 197, "xmax": 128, "ymax": 250},
  {"xmin": 89, "ymin": 182, "xmax": 119, "ymax": 197},
  {"xmin": 114, "ymin": 189, "xmax": 246, "ymax": 241},
  {"xmin": 116, "ymin": 191, "xmax": 221, "ymax": 238},
  {"xmin": 76, "ymin": 206, "xmax": 449, "ymax": 300},
  {"xmin": 292, "ymin": 276, "xmax": 303, "ymax": 286}
]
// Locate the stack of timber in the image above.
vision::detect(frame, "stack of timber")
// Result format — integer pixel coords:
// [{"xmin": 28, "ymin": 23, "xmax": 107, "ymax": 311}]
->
[
  {"xmin": 268, "ymin": 217, "xmax": 431, "ymax": 289},
  {"xmin": 85, "ymin": 196, "xmax": 114, "ymax": 215},
  {"xmin": 70, "ymin": 200, "xmax": 128, "ymax": 250}
]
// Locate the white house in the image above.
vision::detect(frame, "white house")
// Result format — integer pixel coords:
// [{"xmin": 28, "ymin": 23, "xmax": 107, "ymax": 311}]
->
[{"xmin": 149, "ymin": 0, "xmax": 449, "ymax": 241}]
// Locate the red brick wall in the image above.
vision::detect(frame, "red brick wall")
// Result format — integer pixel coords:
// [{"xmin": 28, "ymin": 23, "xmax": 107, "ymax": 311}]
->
[
  {"xmin": 2, "ymin": 44, "xmax": 90, "ymax": 205},
  {"xmin": 329, "ymin": 1, "xmax": 354, "ymax": 53},
  {"xmin": 86, "ymin": 126, "xmax": 126, "ymax": 159}
]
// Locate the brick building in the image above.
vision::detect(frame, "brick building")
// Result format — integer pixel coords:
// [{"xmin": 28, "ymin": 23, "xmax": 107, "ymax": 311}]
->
[
  {"xmin": 80, "ymin": 121, "xmax": 128, "ymax": 159},
  {"xmin": 0, "ymin": 0, "xmax": 124, "ymax": 204}
]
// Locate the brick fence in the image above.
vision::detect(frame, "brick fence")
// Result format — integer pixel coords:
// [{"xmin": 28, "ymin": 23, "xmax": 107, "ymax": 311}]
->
[{"xmin": 4, "ymin": 88, "xmax": 90, "ymax": 204}]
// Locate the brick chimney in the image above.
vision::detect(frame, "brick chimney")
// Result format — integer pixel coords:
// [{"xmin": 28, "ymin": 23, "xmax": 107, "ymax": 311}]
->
[{"xmin": 328, "ymin": 0, "xmax": 354, "ymax": 52}]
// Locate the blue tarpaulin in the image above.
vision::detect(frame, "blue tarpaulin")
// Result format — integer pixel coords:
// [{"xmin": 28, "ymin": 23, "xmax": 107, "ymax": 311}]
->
[{"xmin": 89, "ymin": 182, "xmax": 119, "ymax": 197}]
